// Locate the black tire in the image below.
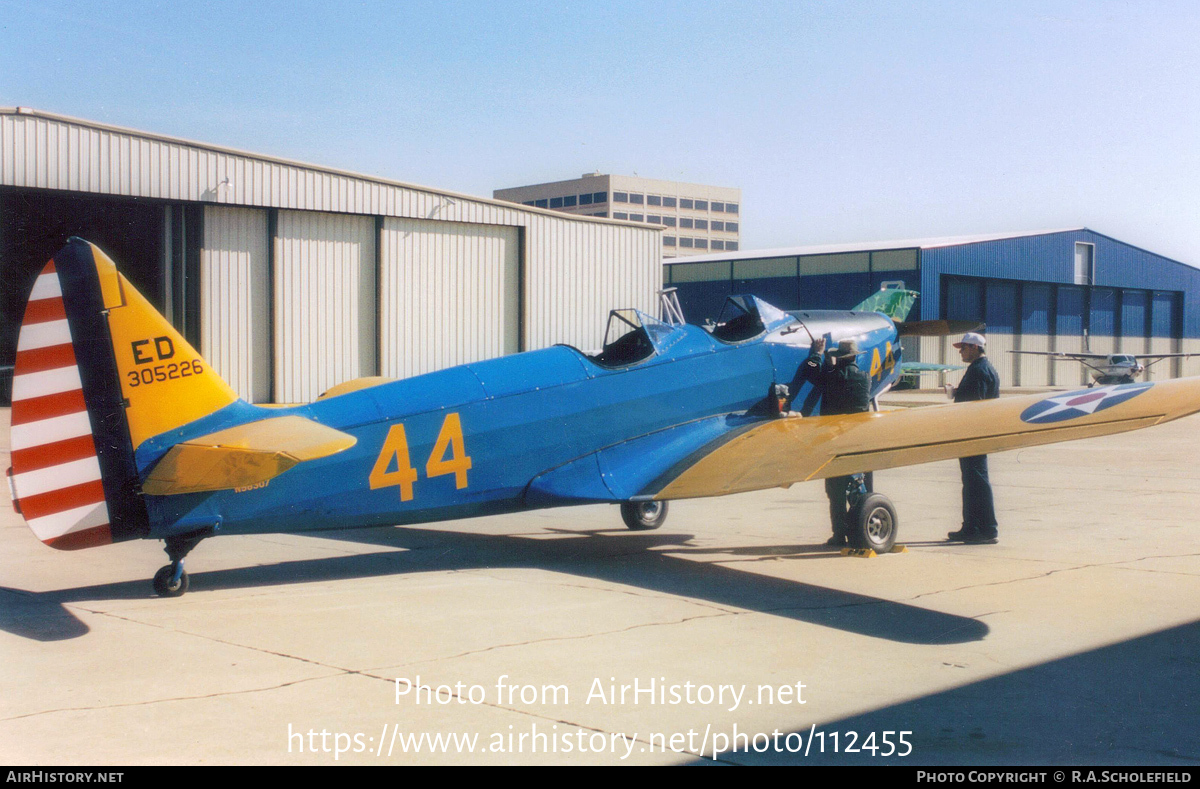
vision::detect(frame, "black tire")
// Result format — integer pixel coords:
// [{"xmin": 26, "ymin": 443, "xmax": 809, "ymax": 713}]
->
[
  {"xmin": 621, "ymin": 501, "xmax": 668, "ymax": 531},
  {"xmin": 153, "ymin": 565, "xmax": 189, "ymax": 597},
  {"xmin": 848, "ymin": 493, "xmax": 897, "ymax": 553}
]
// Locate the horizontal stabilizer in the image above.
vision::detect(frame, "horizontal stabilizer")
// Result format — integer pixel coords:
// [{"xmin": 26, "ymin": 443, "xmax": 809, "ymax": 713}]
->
[
  {"xmin": 898, "ymin": 361, "xmax": 965, "ymax": 374},
  {"xmin": 142, "ymin": 416, "xmax": 357, "ymax": 495},
  {"xmin": 318, "ymin": 376, "xmax": 396, "ymax": 399},
  {"xmin": 896, "ymin": 319, "xmax": 985, "ymax": 337}
]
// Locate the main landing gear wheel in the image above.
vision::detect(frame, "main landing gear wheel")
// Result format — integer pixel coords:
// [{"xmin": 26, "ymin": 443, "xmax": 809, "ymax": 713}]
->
[
  {"xmin": 621, "ymin": 501, "xmax": 668, "ymax": 531},
  {"xmin": 848, "ymin": 493, "xmax": 898, "ymax": 553},
  {"xmin": 153, "ymin": 565, "xmax": 189, "ymax": 597}
]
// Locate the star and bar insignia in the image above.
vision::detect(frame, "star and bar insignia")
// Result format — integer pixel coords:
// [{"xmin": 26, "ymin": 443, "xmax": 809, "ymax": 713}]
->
[{"xmin": 1020, "ymin": 382, "xmax": 1155, "ymax": 424}]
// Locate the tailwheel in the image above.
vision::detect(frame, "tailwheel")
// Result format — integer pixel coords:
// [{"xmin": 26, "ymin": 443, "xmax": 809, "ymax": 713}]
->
[
  {"xmin": 153, "ymin": 564, "xmax": 189, "ymax": 597},
  {"xmin": 621, "ymin": 500, "xmax": 668, "ymax": 531},
  {"xmin": 848, "ymin": 493, "xmax": 897, "ymax": 553},
  {"xmin": 152, "ymin": 529, "xmax": 210, "ymax": 597}
]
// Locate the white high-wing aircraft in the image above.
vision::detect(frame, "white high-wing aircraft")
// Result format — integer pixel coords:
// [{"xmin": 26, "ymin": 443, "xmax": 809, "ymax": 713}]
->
[{"xmin": 1011, "ymin": 348, "xmax": 1200, "ymax": 386}]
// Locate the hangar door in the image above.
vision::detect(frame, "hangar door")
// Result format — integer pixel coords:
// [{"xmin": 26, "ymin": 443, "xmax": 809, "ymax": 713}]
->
[
  {"xmin": 201, "ymin": 206, "xmax": 270, "ymax": 403},
  {"xmin": 379, "ymin": 218, "xmax": 520, "ymax": 379},
  {"xmin": 275, "ymin": 211, "xmax": 377, "ymax": 403}
]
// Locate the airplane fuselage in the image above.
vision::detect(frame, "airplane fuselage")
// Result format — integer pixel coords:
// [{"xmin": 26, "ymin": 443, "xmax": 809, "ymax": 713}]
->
[
  {"xmin": 137, "ymin": 310, "xmax": 900, "ymax": 539},
  {"xmin": 1092, "ymin": 355, "xmax": 1143, "ymax": 384}
]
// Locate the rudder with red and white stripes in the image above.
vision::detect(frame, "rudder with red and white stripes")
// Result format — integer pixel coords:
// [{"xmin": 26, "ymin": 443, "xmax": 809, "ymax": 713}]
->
[{"xmin": 10, "ymin": 259, "xmax": 122, "ymax": 548}]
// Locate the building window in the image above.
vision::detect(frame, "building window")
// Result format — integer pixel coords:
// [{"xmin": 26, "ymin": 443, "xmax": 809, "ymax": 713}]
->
[
  {"xmin": 523, "ymin": 200, "xmax": 536, "ymax": 206},
  {"xmin": 593, "ymin": 192, "xmax": 607, "ymax": 203},
  {"xmin": 680, "ymin": 237, "xmax": 694, "ymax": 248},
  {"xmin": 712, "ymin": 202, "xmax": 724, "ymax": 212},
  {"xmin": 680, "ymin": 218, "xmax": 694, "ymax": 229},
  {"xmin": 663, "ymin": 197, "xmax": 677, "ymax": 208},
  {"xmin": 614, "ymin": 192, "xmax": 629, "ymax": 203},
  {"xmin": 579, "ymin": 193, "xmax": 594, "ymax": 205},
  {"xmin": 535, "ymin": 199, "xmax": 548, "ymax": 208},
  {"xmin": 648, "ymin": 195, "xmax": 662, "ymax": 206},
  {"xmin": 550, "ymin": 197, "xmax": 564, "ymax": 209},
  {"xmin": 725, "ymin": 221, "xmax": 738, "ymax": 232},
  {"xmin": 664, "ymin": 236, "xmax": 676, "ymax": 246},
  {"xmin": 726, "ymin": 241, "xmax": 738, "ymax": 251},
  {"xmin": 629, "ymin": 193, "xmax": 644, "ymax": 204},
  {"xmin": 613, "ymin": 212, "xmax": 629, "ymax": 220},
  {"xmin": 663, "ymin": 216, "xmax": 676, "ymax": 227},
  {"xmin": 563, "ymin": 195, "xmax": 577, "ymax": 207},
  {"xmin": 695, "ymin": 219, "xmax": 708, "ymax": 230},
  {"xmin": 694, "ymin": 200, "xmax": 708, "ymax": 211},
  {"xmin": 694, "ymin": 238, "xmax": 708, "ymax": 249},
  {"xmin": 1075, "ymin": 242, "xmax": 1095, "ymax": 285},
  {"xmin": 711, "ymin": 240, "xmax": 725, "ymax": 250},
  {"xmin": 630, "ymin": 213, "xmax": 644, "ymax": 222},
  {"xmin": 711, "ymin": 221, "xmax": 724, "ymax": 231},
  {"xmin": 726, "ymin": 203, "xmax": 738, "ymax": 214},
  {"xmin": 680, "ymin": 198, "xmax": 694, "ymax": 209},
  {"xmin": 592, "ymin": 211, "xmax": 608, "ymax": 217},
  {"xmin": 648, "ymin": 215, "xmax": 661, "ymax": 224}
]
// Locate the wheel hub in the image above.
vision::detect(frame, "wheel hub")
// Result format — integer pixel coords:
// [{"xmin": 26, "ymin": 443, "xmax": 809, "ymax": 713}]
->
[{"xmin": 866, "ymin": 507, "xmax": 892, "ymax": 541}]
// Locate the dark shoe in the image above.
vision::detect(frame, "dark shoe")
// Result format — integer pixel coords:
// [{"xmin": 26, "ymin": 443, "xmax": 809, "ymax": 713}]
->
[
  {"xmin": 962, "ymin": 529, "xmax": 998, "ymax": 545},
  {"xmin": 947, "ymin": 528, "xmax": 974, "ymax": 541},
  {"xmin": 825, "ymin": 533, "xmax": 847, "ymax": 547}
]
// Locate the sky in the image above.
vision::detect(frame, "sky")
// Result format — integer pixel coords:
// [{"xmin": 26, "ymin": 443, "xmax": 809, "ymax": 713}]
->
[{"xmin": 2, "ymin": 0, "xmax": 1199, "ymax": 264}]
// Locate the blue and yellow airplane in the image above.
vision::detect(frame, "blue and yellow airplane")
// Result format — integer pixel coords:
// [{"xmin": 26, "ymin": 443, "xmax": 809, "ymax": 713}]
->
[{"xmin": 9, "ymin": 239, "xmax": 1200, "ymax": 596}]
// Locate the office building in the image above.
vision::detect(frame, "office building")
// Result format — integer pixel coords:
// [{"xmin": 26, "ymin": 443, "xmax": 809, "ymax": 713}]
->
[{"xmin": 495, "ymin": 173, "xmax": 740, "ymax": 258}]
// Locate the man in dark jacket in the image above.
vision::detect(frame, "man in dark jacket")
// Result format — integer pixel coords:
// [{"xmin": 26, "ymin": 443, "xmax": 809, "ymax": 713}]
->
[
  {"xmin": 947, "ymin": 332, "xmax": 1001, "ymax": 544},
  {"xmin": 805, "ymin": 337, "xmax": 873, "ymax": 546}
]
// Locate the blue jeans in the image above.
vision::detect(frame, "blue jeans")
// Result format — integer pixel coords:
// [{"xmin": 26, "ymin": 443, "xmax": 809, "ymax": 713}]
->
[{"xmin": 959, "ymin": 455, "xmax": 998, "ymax": 534}]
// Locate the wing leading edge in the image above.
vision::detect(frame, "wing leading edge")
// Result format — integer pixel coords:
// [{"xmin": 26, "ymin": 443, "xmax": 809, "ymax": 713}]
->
[{"xmin": 650, "ymin": 378, "xmax": 1200, "ymax": 500}]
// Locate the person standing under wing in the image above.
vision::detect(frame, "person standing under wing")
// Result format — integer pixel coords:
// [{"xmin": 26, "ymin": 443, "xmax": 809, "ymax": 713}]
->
[
  {"xmin": 804, "ymin": 338, "xmax": 874, "ymax": 546},
  {"xmin": 946, "ymin": 332, "xmax": 1001, "ymax": 544}
]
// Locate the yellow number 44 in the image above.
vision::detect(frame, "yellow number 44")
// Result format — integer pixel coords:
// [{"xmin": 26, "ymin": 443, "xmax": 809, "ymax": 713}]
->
[{"xmin": 369, "ymin": 412, "xmax": 473, "ymax": 501}]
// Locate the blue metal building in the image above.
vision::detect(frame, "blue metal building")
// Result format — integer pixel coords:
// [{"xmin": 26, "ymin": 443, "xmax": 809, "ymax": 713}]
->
[{"xmin": 664, "ymin": 229, "xmax": 1200, "ymax": 387}]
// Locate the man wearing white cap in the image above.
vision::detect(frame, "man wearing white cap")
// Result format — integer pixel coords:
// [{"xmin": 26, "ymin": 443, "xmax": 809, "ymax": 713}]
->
[{"xmin": 947, "ymin": 332, "xmax": 1000, "ymax": 544}]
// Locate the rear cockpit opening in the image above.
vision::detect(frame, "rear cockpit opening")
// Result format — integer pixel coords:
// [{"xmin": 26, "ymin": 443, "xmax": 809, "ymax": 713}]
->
[
  {"xmin": 558, "ymin": 309, "xmax": 681, "ymax": 369},
  {"xmin": 587, "ymin": 309, "xmax": 665, "ymax": 367}
]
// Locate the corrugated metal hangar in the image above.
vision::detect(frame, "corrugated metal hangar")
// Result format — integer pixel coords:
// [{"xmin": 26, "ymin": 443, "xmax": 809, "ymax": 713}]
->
[
  {"xmin": 667, "ymin": 229, "xmax": 1200, "ymax": 387},
  {"xmin": 0, "ymin": 107, "xmax": 662, "ymax": 404}
]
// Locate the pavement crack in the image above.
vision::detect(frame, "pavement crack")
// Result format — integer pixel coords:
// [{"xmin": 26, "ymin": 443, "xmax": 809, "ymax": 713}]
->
[
  {"xmin": 1, "ymin": 674, "xmax": 339, "ymax": 722},
  {"xmin": 382, "ymin": 609, "xmax": 735, "ymax": 670},
  {"xmin": 906, "ymin": 553, "xmax": 1200, "ymax": 602},
  {"xmin": 57, "ymin": 603, "xmax": 370, "ymax": 682}
]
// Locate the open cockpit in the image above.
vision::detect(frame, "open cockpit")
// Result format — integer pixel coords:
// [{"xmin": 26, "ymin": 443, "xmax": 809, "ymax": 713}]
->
[
  {"xmin": 584, "ymin": 309, "xmax": 680, "ymax": 368},
  {"xmin": 706, "ymin": 294, "xmax": 796, "ymax": 343}
]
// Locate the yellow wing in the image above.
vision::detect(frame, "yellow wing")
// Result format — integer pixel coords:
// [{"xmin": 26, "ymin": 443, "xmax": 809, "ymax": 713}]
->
[
  {"xmin": 654, "ymin": 378, "xmax": 1200, "ymax": 500},
  {"xmin": 142, "ymin": 416, "xmax": 357, "ymax": 495}
]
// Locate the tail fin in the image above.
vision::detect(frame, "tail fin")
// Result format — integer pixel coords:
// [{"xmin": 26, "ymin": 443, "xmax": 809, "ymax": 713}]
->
[
  {"xmin": 854, "ymin": 286, "xmax": 918, "ymax": 322},
  {"xmin": 9, "ymin": 239, "xmax": 237, "ymax": 550}
]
